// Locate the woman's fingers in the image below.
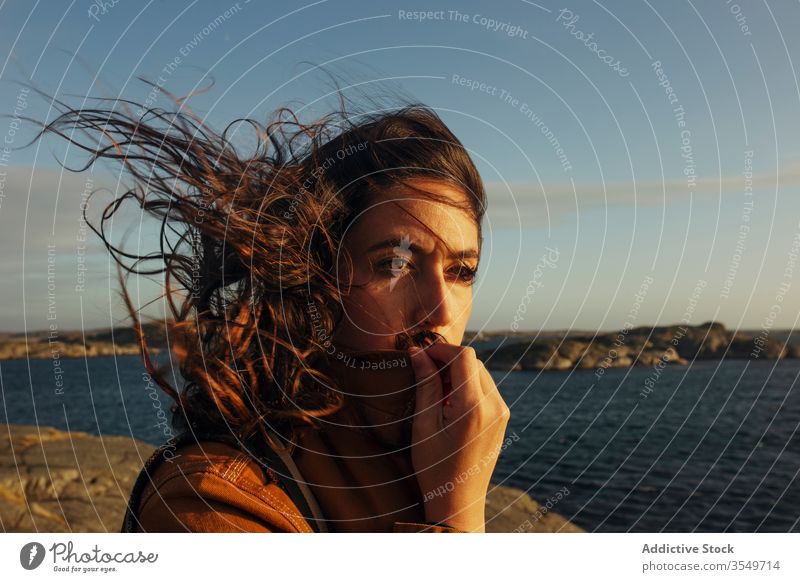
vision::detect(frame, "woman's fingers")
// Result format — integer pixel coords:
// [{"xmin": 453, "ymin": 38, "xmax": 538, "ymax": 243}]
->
[
  {"xmin": 416, "ymin": 343, "xmax": 483, "ymax": 418},
  {"xmin": 409, "ymin": 347, "xmax": 443, "ymax": 434},
  {"xmin": 474, "ymin": 357, "xmax": 493, "ymax": 396},
  {"xmin": 411, "ymin": 342, "xmax": 510, "ymax": 430},
  {"xmin": 475, "ymin": 359, "xmax": 511, "ymax": 422}
]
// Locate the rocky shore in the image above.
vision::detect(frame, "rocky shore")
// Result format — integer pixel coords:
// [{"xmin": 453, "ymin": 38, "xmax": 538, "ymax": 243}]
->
[
  {"xmin": 0, "ymin": 322, "xmax": 168, "ymax": 361},
  {"xmin": 4, "ymin": 321, "xmax": 795, "ymax": 374},
  {"xmin": 0, "ymin": 424, "xmax": 583, "ymax": 533},
  {"xmin": 476, "ymin": 321, "xmax": 799, "ymax": 372}
]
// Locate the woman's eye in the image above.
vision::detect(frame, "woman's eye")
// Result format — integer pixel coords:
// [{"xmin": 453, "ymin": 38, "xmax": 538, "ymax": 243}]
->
[
  {"xmin": 377, "ymin": 257, "xmax": 412, "ymax": 277},
  {"xmin": 375, "ymin": 259, "xmax": 477, "ymax": 285},
  {"xmin": 451, "ymin": 264, "xmax": 478, "ymax": 284}
]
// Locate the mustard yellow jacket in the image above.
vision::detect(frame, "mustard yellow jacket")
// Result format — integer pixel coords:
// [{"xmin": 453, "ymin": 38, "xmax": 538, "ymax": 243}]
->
[{"xmin": 127, "ymin": 440, "xmax": 462, "ymax": 533}]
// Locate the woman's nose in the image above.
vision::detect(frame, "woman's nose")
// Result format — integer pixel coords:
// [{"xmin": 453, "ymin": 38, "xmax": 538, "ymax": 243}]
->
[{"xmin": 410, "ymin": 268, "xmax": 453, "ymax": 328}]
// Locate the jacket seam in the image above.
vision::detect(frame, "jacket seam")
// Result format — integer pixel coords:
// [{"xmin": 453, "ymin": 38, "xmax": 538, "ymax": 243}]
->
[
  {"xmin": 228, "ymin": 466, "xmax": 311, "ymax": 532},
  {"xmin": 226, "ymin": 457, "xmax": 313, "ymax": 533},
  {"xmin": 138, "ymin": 456, "xmax": 263, "ymax": 511},
  {"xmin": 220, "ymin": 453, "xmax": 248, "ymax": 481},
  {"xmin": 255, "ymin": 486, "xmax": 312, "ymax": 533},
  {"xmin": 139, "ymin": 465, "xmax": 311, "ymax": 533}
]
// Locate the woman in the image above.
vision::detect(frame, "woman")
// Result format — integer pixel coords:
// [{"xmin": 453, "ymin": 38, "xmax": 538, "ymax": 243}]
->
[{"xmin": 35, "ymin": 87, "xmax": 511, "ymax": 532}]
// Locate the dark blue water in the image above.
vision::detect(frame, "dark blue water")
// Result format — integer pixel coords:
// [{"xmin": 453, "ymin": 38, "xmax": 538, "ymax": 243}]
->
[
  {"xmin": 1, "ymin": 355, "xmax": 798, "ymax": 532},
  {"xmin": 0, "ymin": 354, "xmax": 180, "ymax": 446},
  {"xmin": 490, "ymin": 359, "xmax": 800, "ymax": 533}
]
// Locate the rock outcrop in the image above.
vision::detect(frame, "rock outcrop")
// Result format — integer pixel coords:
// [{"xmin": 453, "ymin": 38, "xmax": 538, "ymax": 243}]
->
[
  {"xmin": 0, "ymin": 322, "xmax": 168, "ymax": 361},
  {"xmin": 0, "ymin": 424, "xmax": 153, "ymax": 532},
  {"xmin": 0, "ymin": 424, "xmax": 582, "ymax": 533},
  {"xmin": 481, "ymin": 321, "xmax": 795, "ymax": 372}
]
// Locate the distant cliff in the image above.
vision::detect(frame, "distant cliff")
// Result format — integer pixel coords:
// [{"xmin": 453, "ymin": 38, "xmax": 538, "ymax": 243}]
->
[
  {"xmin": 478, "ymin": 321, "xmax": 800, "ymax": 372},
  {"xmin": 0, "ymin": 322, "xmax": 167, "ymax": 360},
  {"xmin": 5, "ymin": 320, "xmax": 788, "ymax": 372},
  {"xmin": 0, "ymin": 424, "xmax": 583, "ymax": 533}
]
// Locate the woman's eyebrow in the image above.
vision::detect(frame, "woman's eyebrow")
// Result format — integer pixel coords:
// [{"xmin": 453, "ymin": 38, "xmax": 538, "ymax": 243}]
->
[{"xmin": 365, "ymin": 237, "xmax": 479, "ymax": 260}]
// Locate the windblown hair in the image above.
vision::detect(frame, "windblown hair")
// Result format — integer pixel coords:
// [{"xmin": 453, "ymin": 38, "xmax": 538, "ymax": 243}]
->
[{"xmin": 31, "ymin": 85, "xmax": 486, "ymax": 452}]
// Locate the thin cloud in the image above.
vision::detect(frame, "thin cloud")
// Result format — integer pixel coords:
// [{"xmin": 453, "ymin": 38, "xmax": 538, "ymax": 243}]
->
[{"xmin": 484, "ymin": 163, "xmax": 800, "ymax": 228}]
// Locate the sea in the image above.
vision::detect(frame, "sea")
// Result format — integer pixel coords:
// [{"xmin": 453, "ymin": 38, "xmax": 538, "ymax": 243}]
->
[{"xmin": 1, "ymin": 353, "xmax": 798, "ymax": 532}]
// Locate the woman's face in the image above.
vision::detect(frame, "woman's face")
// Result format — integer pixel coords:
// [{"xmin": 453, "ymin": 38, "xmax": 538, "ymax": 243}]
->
[{"xmin": 331, "ymin": 179, "xmax": 480, "ymax": 351}]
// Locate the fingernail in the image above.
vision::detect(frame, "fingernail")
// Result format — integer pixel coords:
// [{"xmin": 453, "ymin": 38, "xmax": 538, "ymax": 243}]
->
[{"xmin": 409, "ymin": 346, "xmax": 421, "ymax": 357}]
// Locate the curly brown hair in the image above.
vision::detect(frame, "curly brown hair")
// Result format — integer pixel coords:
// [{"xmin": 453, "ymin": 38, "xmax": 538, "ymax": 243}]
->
[{"xmin": 29, "ymin": 83, "xmax": 487, "ymax": 454}]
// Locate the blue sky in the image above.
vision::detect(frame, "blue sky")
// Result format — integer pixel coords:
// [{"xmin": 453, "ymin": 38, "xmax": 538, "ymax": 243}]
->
[{"xmin": 1, "ymin": 0, "xmax": 799, "ymax": 334}]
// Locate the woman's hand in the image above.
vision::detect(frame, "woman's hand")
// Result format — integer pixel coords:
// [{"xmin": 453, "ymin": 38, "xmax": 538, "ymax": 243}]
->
[{"xmin": 408, "ymin": 343, "xmax": 511, "ymax": 532}]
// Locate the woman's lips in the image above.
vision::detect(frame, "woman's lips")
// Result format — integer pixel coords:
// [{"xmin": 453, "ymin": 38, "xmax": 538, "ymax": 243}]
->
[
  {"xmin": 411, "ymin": 330, "xmax": 445, "ymax": 348},
  {"xmin": 393, "ymin": 329, "xmax": 446, "ymax": 350}
]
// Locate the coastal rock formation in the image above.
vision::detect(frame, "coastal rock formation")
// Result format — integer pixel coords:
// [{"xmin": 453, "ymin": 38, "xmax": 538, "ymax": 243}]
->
[
  {"xmin": 0, "ymin": 322, "xmax": 168, "ymax": 361},
  {"xmin": 485, "ymin": 484, "xmax": 583, "ymax": 533},
  {"xmin": 0, "ymin": 424, "xmax": 583, "ymax": 533},
  {"xmin": 0, "ymin": 424, "xmax": 153, "ymax": 532},
  {"xmin": 481, "ymin": 321, "xmax": 795, "ymax": 372},
  {"xmin": 4, "ymin": 321, "xmax": 793, "ymax": 372}
]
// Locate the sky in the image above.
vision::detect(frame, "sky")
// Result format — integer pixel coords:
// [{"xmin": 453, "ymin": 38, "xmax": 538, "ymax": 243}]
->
[{"xmin": 1, "ymin": 0, "xmax": 799, "ymax": 335}]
